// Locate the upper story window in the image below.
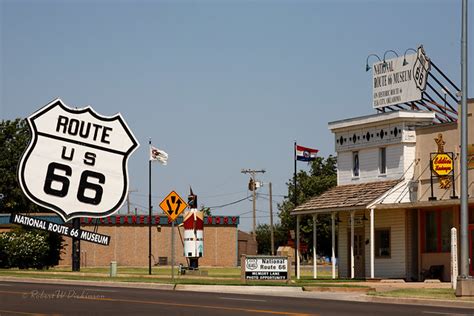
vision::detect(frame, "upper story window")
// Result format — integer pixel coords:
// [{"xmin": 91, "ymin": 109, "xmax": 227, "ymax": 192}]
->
[
  {"xmin": 352, "ymin": 151, "xmax": 359, "ymax": 177},
  {"xmin": 379, "ymin": 147, "xmax": 387, "ymax": 175}
]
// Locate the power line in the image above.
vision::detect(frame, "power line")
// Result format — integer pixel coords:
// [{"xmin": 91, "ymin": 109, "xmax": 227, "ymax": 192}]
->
[{"xmin": 207, "ymin": 196, "xmax": 252, "ymax": 209}]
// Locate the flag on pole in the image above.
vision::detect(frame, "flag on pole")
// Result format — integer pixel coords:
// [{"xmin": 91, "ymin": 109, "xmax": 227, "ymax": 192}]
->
[
  {"xmin": 296, "ymin": 144, "xmax": 318, "ymax": 162},
  {"xmin": 150, "ymin": 146, "xmax": 168, "ymax": 165}
]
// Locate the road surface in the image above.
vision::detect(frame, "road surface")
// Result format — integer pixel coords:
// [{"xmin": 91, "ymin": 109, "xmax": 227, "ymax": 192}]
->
[{"xmin": 0, "ymin": 281, "xmax": 472, "ymax": 315}]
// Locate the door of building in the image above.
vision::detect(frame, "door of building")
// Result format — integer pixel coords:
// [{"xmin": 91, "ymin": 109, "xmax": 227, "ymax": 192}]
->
[{"xmin": 348, "ymin": 228, "xmax": 365, "ymax": 278}]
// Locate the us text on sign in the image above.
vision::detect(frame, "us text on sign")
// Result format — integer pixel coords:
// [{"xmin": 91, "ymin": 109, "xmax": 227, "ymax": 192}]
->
[{"xmin": 17, "ymin": 99, "xmax": 139, "ymax": 221}]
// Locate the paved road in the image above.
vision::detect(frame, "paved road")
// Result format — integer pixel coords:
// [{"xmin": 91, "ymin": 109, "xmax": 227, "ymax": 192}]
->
[{"xmin": 0, "ymin": 281, "xmax": 472, "ymax": 316}]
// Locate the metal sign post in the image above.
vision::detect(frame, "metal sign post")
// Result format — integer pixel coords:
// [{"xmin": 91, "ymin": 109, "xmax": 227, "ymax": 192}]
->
[
  {"xmin": 171, "ymin": 221, "xmax": 175, "ymax": 281},
  {"xmin": 159, "ymin": 191, "xmax": 187, "ymax": 282}
]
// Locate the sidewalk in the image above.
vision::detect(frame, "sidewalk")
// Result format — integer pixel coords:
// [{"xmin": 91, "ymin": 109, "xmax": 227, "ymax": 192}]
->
[{"xmin": 1, "ymin": 275, "xmax": 473, "ymax": 310}]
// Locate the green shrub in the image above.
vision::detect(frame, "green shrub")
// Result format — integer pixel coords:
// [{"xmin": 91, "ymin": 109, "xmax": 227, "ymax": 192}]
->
[{"xmin": 0, "ymin": 227, "xmax": 64, "ymax": 269}]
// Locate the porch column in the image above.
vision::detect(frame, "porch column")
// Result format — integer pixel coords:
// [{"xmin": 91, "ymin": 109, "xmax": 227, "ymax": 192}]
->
[
  {"xmin": 350, "ymin": 210, "xmax": 355, "ymax": 279},
  {"xmin": 370, "ymin": 208, "xmax": 375, "ymax": 279},
  {"xmin": 296, "ymin": 214, "xmax": 301, "ymax": 280},
  {"xmin": 331, "ymin": 212, "xmax": 336, "ymax": 279},
  {"xmin": 313, "ymin": 214, "xmax": 317, "ymax": 279}
]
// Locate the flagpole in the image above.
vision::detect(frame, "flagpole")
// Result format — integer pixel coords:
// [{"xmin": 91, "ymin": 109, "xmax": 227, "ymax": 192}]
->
[
  {"xmin": 148, "ymin": 138, "xmax": 152, "ymax": 275},
  {"xmin": 293, "ymin": 141, "xmax": 298, "ymax": 277}
]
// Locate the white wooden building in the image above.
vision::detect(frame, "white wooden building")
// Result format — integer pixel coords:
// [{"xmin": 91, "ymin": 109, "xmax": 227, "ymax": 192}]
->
[{"xmin": 292, "ymin": 100, "xmax": 474, "ymax": 281}]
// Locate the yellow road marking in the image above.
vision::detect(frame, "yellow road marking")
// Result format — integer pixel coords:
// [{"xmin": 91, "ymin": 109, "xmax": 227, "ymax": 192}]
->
[
  {"xmin": 0, "ymin": 289, "xmax": 317, "ymax": 316},
  {"xmin": 77, "ymin": 295, "xmax": 316, "ymax": 315}
]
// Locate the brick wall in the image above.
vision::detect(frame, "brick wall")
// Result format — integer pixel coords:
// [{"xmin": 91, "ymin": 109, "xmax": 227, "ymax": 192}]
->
[{"xmin": 60, "ymin": 224, "xmax": 238, "ymax": 267}]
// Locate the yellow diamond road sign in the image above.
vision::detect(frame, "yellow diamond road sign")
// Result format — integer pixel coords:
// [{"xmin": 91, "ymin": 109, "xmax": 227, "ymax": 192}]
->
[
  {"xmin": 432, "ymin": 153, "xmax": 453, "ymax": 176},
  {"xmin": 159, "ymin": 191, "xmax": 187, "ymax": 222}
]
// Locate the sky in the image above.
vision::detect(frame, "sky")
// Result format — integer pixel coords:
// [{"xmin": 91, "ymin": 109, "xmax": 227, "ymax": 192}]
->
[{"xmin": 1, "ymin": 0, "xmax": 472, "ymax": 232}]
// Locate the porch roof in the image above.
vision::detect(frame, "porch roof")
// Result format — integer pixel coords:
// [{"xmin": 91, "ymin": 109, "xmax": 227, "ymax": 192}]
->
[{"xmin": 292, "ymin": 179, "xmax": 401, "ymax": 215}]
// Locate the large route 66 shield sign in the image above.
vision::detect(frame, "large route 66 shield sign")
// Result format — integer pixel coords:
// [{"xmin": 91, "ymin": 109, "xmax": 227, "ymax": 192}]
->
[{"xmin": 18, "ymin": 99, "xmax": 139, "ymax": 221}]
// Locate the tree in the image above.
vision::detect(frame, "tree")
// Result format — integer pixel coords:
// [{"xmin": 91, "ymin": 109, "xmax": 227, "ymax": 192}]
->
[
  {"xmin": 0, "ymin": 119, "xmax": 39, "ymax": 213},
  {"xmin": 0, "ymin": 119, "xmax": 65, "ymax": 268},
  {"xmin": 255, "ymin": 223, "xmax": 287, "ymax": 255},
  {"xmin": 277, "ymin": 156, "xmax": 337, "ymax": 257},
  {"xmin": 199, "ymin": 206, "xmax": 212, "ymax": 216}
]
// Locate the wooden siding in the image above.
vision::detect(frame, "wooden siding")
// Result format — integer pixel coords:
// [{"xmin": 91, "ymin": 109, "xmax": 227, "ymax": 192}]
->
[
  {"xmin": 336, "ymin": 209, "xmax": 407, "ymax": 279},
  {"xmin": 338, "ymin": 144, "xmax": 408, "ymax": 186}
]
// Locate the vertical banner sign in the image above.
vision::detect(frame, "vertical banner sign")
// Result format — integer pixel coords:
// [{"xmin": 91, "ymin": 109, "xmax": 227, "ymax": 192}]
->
[
  {"xmin": 372, "ymin": 45, "xmax": 430, "ymax": 109},
  {"xmin": 17, "ymin": 99, "xmax": 139, "ymax": 221}
]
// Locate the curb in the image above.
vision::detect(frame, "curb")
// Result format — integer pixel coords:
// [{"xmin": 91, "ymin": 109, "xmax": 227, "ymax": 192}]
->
[
  {"xmin": 175, "ymin": 284, "xmax": 304, "ymax": 293},
  {"xmin": 303, "ymin": 286, "xmax": 374, "ymax": 293},
  {"xmin": 366, "ymin": 294, "xmax": 474, "ymax": 309},
  {"xmin": 0, "ymin": 276, "xmax": 174, "ymax": 291}
]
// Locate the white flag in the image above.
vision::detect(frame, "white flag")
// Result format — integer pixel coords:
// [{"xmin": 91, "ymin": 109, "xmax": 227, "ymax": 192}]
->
[{"xmin": 150, "ymin": 146, "xmax": 168, "ymax": 165}]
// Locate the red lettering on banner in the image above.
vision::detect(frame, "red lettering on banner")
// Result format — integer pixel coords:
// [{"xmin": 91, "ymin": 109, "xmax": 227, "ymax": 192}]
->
[
  {"xmin": 434, "ymin": 157, "xmax": 451, "ymax": 164},
  {"xmin": 116, "ymin": 216, "xmax": 121, "ymax": 224},
  {"xmin": 147, "ymin": 216, "xmax": 151, "ymax": 224},
  {"xmin": 88, "ymin": 217, "xmax": 93, "ymax": 224},
  {"xmin": 80, "ymin": 218, "xmax": 85, "ymax": 224},
  {"xmin": 215, "ymin": 217, "xmax": 221, "ymax": 224},
  {"xmin": 132, "ymin": 216, "xmax": 137, "ymax": 224},
  {"xmin": 100, "ymin": 217, "xmax": 105, "ymax": 224},
  {"xmin": 108, "ymin": 216, "xmax": 113, "ymax": 224},
  {"xmin": 207, "ymin": 217, "xmax": 213, "ymax": 224},
  {"xmin": 232, "ymin": 217, "xmax": 237, "ymax": 224},
  {"xmin": 140, "ymin": 215, "xmax": 145, "ymax": 224},
  {"xmin": 224, "ymin": 217, "xmax": 229, "ymax": 224},
  {"xmin": 123, "ymin": 216, "xmax": 128, "ymax": 224},
  {"xmin": 155, "ymin": 216, "xmax": 160, "ymax": 225}
]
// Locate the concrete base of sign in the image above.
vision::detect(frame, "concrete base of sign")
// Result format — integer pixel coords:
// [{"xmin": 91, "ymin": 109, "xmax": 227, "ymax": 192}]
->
[
  {"xmin": 186, "ymin": 270, "xmax": 208, "ymax": 276},
  {"xmin": 455, "ymin": 277, "xmax": 474, "ymax": 296}
]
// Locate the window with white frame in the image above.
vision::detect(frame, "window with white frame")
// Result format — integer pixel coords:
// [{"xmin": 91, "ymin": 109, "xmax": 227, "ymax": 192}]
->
[
  {"xmin": 379, "ymin": 147, "xmax": 386, "ymax": 175},
  {"xmin": 352, "ymin": 151, "xmax": 359, "ymax": 177}
]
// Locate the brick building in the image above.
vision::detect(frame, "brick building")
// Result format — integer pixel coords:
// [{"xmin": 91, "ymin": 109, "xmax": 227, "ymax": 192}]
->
[{"xmin": 1, "ymin": 214, "xmax": 256, "ymax": 267}]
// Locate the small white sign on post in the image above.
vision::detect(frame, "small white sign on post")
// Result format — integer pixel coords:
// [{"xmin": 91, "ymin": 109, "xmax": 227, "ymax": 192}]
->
[
  {"xmin": 242, "ymin": 255, "xmax": 290, "ymax": 282},
  {"xmin": 451, "ymin": 227, "xmax": 458, "ymax": 289}
]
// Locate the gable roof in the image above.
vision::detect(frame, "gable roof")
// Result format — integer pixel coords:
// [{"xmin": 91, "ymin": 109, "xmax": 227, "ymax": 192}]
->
[{"xmin": 292, "ymin": 179, "xmax": 401, "ymax": 215}]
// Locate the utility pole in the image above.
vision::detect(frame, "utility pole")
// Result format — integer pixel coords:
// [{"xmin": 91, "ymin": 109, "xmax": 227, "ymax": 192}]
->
[
  {"xmin": 127, "ymin": 189, "xmax": 138, "ymax": 214},
  {"xmin": 241, "ymin": 169, "xmax": 265, "ymax": 237},
  {"xmin": 459, "ymin": 0, "xmax": 469, "ymax": 281},
  {"xmin": 269, "ymin": 182, "xmax": 274, "ymax": 256}
]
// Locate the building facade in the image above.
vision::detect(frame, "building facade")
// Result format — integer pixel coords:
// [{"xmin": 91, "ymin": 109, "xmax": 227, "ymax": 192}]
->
[
  {"xmin": 1, "ymin": 214, "xmax": 250, "ymax": 267},
  {"xmin": 293, "ymin": 99, "xmax": 474, "ymax": 282}
]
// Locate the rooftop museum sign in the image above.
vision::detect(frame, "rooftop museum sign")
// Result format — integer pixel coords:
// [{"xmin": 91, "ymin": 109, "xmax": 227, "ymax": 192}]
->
[
  {"xmin": 372, "ymin": 45, "xmax": 430, "ymax": 109},
  {"xmin": 17, "ymin": 99, "xmax": 139, "ymax": 221}
]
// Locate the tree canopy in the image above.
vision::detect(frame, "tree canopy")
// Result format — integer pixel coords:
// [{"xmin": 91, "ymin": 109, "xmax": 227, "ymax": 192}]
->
[
  {"xmin": 0, "ymin": 119, "xmax": 38, "ymax": 213},
  {"xmin": 256, "ymin": 156, "xmax": 337, "ymax": 256}
]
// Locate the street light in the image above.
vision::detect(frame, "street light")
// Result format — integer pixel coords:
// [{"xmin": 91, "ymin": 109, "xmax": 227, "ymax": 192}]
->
[
  {"xmin": 366, "ymin": 49, "xmax": 402, "ymax": 72},
  {"xmin": 402, "ymin": 48, "xmax": 417, "ymax": 66},
  {"xmin": 365, "ymin": 53, "xmax": 381, "ymax": 72},
  {"xmin": 382, "ymin": 50, "xmax": 399, "ymax": 64}
]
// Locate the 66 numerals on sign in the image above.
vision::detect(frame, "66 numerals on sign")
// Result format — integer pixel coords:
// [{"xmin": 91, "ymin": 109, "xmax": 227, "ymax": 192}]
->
[
  {"xmin": 18, "ymin": 99, "xmax": 139, "ymax": 221},
  {"xmin": 43, "ymin": 155, "xmax": 105, "ymax": 205}
]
